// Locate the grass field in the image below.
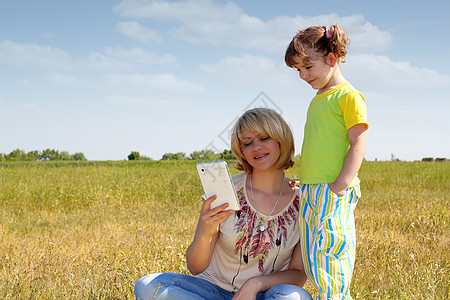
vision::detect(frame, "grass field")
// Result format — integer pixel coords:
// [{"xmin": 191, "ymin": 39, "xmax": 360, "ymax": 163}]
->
[{"xmin": 0, "ymin": 160, "xmax": 448, "ymax": 299}]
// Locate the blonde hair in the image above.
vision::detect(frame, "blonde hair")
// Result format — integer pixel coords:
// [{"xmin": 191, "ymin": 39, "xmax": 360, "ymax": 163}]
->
[
  {"xmin": 231, "ymin": 108, "xmax": 295, "ymax": 174},
  {"xmin": 285, "ymin": 24, "xmax": 350, "ymax": 67}
]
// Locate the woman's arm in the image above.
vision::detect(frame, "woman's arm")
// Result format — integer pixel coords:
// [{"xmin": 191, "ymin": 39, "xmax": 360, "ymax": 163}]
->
[
  {"xmin": 186, "ymin": 195, "xmax": 234, "ymax": 275},
  {"xmin": 232, "ymin": 241, "xmax": 308, "ymax": 300},
  {"xmin": 329, "ymin": 123, "xmax": 367, "ymax": 196}
]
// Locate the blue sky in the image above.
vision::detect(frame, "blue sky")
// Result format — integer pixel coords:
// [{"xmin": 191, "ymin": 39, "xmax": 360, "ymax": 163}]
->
[{"xmin": 1, "ymin": 0, "xmax": 449, "ymax": 161}]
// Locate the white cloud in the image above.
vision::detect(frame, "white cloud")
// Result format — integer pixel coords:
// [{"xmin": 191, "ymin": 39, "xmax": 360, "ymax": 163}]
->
[
  {"xmin": 103, "ymin": 47, "xmax": 177, "ymax": 67},
  {"xmin": 47, "ymin": 71, "xmax": 80, "ymax": 86},
  {"xmin": 113, "ymin": 1, "xmax": 392, "ymax": 54},
  {"xmin": 0, "ymin": 40, "xmax": 73, "ymax": 70},
  {"xmin": 0, "ymin": 40, "xmax": 177, "ymax": 73},
  {"xmin": 200, "ymin": 54, "xmax": 295, "ymax": 86},
  {"xmin": 105, "ymin": 73, "xmax": 204, "ymax": 95},
  {"xmin": 115, "ymin": 21, "xmax": 162, "ymax": 43},
  {"xmin": 113, "ymin": 0, "xmax": 243, "ymax": 22},
  {"xmin": 346, "ymin": 54, "xmax": 450, "ymax": 90},
  {"xmin": 84, "ymin": 47, "xmax": 178, "ymax": 72},
  {"xmin": 345, "ymin": 19, "xmax": 393, "ymax": 53}
]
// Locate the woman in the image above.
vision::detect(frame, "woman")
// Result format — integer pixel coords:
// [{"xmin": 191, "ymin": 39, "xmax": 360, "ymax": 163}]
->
[{"xmin": 135, "ymin": 108, "xmax": 312, "ymax": 300}]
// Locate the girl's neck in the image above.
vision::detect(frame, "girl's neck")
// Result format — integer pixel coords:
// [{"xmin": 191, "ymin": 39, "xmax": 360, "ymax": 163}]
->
[{"xmin": 318, "ymin": 67, "xmax": 346, "ymax": 94}]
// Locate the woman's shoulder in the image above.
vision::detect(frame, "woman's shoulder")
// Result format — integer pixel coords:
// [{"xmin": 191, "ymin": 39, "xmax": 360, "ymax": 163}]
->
[
  {"xmin": 279, "ymin": 176, "xmax": 300, "ymax": 215},
  {"xmin": 231, "ymin": 173, "xmax": 245, "ymax": 189}
]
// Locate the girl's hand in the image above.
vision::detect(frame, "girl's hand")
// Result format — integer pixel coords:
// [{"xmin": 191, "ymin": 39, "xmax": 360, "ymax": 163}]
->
[
  {"xmin": 197, "ymin": 195, "xmax": 234, "ymax": 238},
  {"xmin": 232, "ymin": 277, "xmax": 261, "ymax": 300},
  {"xmin": 328, "ymin": 181, "xmax": 346, "ymax": 196},
  {"xmin": 288, "ymin": 179, "xmax": 300, "ymax": 190}
]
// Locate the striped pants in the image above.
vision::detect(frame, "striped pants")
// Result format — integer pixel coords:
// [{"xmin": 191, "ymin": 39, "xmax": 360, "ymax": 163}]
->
[{"xmin": 298, "ymin": 183, "xmax": 360, "ymax": 300}]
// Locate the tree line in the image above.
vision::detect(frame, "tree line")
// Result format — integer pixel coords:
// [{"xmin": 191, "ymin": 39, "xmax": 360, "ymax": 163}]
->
[
  {"xmin": 0, "ymin": 149, "xmax": 87, "ymax": 161},
  {"xmin": 128, "ymin": 149, "xmax": 235, "ymax": 161},
  {"xmin": 1, "ymin": 148, "xmax": 233, "ymax": 162}
]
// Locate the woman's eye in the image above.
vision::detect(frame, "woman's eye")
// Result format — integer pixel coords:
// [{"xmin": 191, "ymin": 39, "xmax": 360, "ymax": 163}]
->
[{"xmin": 261, "ymin": 137, "xmax": 270, "ymax": 141}]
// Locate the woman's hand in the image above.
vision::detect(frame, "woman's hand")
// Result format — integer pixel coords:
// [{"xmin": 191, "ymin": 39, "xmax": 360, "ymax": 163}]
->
[
  {"xmin": 197, "ymin": 195, "xmax": 234, "ymax": 238},
  {"xmin": 231, "ymin": 242, "xmax": 308, "ymax": 299},
  {"xmin": 232, "ymin": 277, "xmax": 262, "ymax": 300},
  {"xmin": 186, "ymin": 195, "xmax": 234, "ymax": 275}
]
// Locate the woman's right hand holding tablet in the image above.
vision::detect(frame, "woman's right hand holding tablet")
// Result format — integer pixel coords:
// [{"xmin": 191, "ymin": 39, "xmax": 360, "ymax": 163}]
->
[
  {"xmin": 198, "ymin": 195, "xmax": 234, "ymax": 238},
  {"xmin": 186, "ymin": 195, "xmax": 234, "ymax": 275}
]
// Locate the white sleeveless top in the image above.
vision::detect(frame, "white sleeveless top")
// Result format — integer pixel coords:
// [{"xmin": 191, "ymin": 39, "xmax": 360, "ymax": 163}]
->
[{"xmin": 196, "ymin": 173, "xmax": 300, "ymax": 292}]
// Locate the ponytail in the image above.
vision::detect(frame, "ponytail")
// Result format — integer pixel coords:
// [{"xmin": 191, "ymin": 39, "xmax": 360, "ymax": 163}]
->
[{"xmin": 326, "ymin": 24, "xmax": 350, "ymax": 62}]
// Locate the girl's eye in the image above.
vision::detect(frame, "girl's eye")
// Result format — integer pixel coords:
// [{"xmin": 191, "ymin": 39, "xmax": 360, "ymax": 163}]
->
[{"xmin": 261, "ymin": 137, "xmax": 270, "ymax": 141}]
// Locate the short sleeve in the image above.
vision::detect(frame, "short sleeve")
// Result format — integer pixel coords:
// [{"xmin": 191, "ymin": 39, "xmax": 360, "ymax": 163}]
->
[{"xmin": 339, "ymin": 91, "xmax": 369, "ymax": 130}]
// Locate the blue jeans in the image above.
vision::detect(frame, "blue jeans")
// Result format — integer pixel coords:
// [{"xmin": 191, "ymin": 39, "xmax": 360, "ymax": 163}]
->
[{"xmin": 134, "ymin": 273, "xmax": 313, "ymax": 300}]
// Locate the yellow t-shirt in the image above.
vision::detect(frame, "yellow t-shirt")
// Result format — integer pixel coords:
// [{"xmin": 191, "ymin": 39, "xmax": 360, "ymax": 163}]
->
[{"xmin": 299, "ymin": 82, "xmax": 368, "ymax": 186}]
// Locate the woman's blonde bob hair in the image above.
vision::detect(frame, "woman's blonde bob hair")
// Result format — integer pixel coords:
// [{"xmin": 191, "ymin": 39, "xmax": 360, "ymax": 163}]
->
[{"xmin": 231, "ymin": 108, "xmax": 295, "ymax": 174}]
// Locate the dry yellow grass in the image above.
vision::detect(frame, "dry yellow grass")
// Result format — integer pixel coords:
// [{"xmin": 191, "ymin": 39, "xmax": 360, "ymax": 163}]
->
[{"xmin": 0, "ymin": 160, "xmax": 448, "ymax": 299}]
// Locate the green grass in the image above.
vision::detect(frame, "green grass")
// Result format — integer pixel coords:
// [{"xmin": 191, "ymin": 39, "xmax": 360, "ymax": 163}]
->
[{"xmin": 0, "ymin": 160, "xmax": 448, "ymax": 299}]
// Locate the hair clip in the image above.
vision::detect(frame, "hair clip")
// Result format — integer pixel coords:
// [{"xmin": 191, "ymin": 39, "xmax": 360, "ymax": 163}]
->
[{"xmin": 325, "ymin": 26, "xmax": 331, "ymax": 38}]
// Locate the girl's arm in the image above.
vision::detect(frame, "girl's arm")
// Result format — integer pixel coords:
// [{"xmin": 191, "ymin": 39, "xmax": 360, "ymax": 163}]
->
[
  {"xmin": 232, "ymin": 241, "xmax": 308, "ymax": 300},
  {"xmin": 329, "ymin": 123, "xmax": 367, "ymax": 196},
  {"xmin": 186, "ymin": 195, "xmax": 234, "ymax": 275}
]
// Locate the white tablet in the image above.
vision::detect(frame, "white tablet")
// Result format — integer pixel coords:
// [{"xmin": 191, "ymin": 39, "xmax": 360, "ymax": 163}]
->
[{"xmin": 196, "ymin": 161, "xmax": 240, "ymax": 211}]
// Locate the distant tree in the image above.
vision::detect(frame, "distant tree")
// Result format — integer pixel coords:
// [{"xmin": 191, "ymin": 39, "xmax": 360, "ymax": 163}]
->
[
  {"xmin": 161, "ymin": 153, "xmax": 172, "ymax": 160},
  {"xmin": 60, "ymin": 151, "xmax": 72, "ymax": 160},
  {"xmin": 72, "ymin": 152, "xmax": 87, "ymax": 161},
  {"xmin": 390, "ymin": 153, "xmax": 400, "ymax": 162},
  {"xmin": 28, "ymin": 150, "xmax": 40, "ymax": 161},
  {"xmin": 422, "ymin": 157, "xmax": 434, "ymax": 162},
  {"xmin": 40, "ymin": 149, "xmax": 50, "ymax": 160},
  {"xmin": 128, "ymin": 151, "xmax": 140, "ymax": 160},
  {"xmin": 161, "ymin": 152, "xmax": 187, "ymax": 160},
  {"xmin": 190, "ymin": 149, "xmax": 218, "ymax": 161},
  {"xmin": 41, "ymin": 149, "xmax": 60, "ymax": 161},
  {"xmin": 7, "ymin": 149, "xmax": 28, "ymax": 161},
  {"xmin": 174, "ymin": 152, "xmax": 187, "ymax": 160},
  {"xmin": 219, "ymin": 149, "xmax": 235, "ymax": 160}
]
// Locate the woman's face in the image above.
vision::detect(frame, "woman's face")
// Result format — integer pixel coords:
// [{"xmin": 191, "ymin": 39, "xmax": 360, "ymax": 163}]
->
[{"xmin": 239, "ymin": 129, "xmax": 281, "ymax": 171}]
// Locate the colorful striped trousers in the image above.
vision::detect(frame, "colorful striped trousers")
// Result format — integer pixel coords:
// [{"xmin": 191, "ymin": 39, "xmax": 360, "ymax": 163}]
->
[{"xmin": 298, "ymin": 183, "xmax": 360, "ymax": 300}]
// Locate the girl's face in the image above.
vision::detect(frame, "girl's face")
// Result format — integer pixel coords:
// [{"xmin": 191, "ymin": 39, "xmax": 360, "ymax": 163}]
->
[
  {"xmin": 239, "ymin": 129, "xmax": 281, "ymax": 172},
  {"xmin": 292, "ymin": 50, "xmax": 337, "ymax": 94}
]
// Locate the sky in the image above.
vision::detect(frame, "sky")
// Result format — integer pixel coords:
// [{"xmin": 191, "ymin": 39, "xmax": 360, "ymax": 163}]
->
[{"xmin": 1, "ymin": 0, "xmax": 449, "ymax": 161}]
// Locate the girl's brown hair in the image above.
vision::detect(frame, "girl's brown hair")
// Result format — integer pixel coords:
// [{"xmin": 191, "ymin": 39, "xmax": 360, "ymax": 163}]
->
[
  {"xmin": 231, "ymin": 108, "xmax": 295, "ymax": 174},
  {"xmin": 285, "ymin": 24, "xmax": 350, "ymax": 67}
]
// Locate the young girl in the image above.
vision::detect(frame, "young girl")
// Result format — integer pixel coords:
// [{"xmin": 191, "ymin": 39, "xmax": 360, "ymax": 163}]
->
[
  {"xmin": 134, "ymin": 108, "xmax": 312, "ymax": 300},
  {"xmin": 285, "ymin": 25, "xmax": 369, "ymax": 300}
]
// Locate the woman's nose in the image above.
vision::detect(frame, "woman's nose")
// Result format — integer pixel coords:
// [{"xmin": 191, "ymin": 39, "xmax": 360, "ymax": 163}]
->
[{"xmin": 252, "ymin": 140, "xmax": 262, "ymax": 150}]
